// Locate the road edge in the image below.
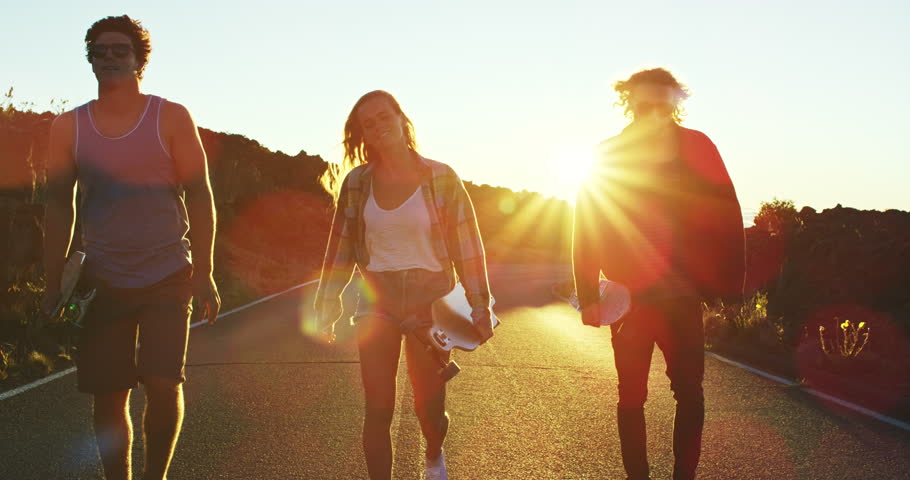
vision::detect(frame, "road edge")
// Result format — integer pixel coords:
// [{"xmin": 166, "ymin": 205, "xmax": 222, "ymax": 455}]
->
[
  {"xmin": 0, "ymin": 279, "xmax": 320, "ymax": 402},
  {"xmin": 549, "ymin": 284, "xmax": 910, "ymax": 433}
]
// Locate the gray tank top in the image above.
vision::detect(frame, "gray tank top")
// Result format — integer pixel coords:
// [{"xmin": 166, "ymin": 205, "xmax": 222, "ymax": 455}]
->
[{"xmin": 75, "ymin": 95, "xmax": 192, "ymax": 288}]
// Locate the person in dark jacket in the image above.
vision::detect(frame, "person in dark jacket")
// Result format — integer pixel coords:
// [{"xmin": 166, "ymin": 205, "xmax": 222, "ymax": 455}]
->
[{"xmin": 573, "ymin": 68, "xmax": 745, "ymax": 480}]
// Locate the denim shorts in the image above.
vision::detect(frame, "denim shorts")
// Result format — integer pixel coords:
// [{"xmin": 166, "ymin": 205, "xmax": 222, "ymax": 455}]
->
[{"xmin": 354, "ymin": 268, "xmax": 454, "ymax": 331}]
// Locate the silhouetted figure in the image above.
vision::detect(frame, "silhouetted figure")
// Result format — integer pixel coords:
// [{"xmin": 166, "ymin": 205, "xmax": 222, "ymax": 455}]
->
[
  {"xmin": 314, "ymin": 90, "xmax": 494, "ymax": 480},
  {"xmin": 41, "ymin": 15, "xmax": 220, "ymax": 480},
  {"xmin": 573, "ymin": 68, "xmax": 745, "ymax": 480}
]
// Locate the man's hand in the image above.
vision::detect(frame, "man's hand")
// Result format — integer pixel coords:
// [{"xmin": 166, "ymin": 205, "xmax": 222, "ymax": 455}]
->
[
  {"xmin": 581, "ymin": 303, "xmax": 601, "ymax": 328},
  {"xmin": 474, "ymin": 310, "xmax": 495, "ymax": 343},
  {"xmin": 36, "ymin": 289, "xmax": 62, "ymax": 330},
  {"xmin": 192, "ymin": 274, "xmax": 221, "ymax": 325}
]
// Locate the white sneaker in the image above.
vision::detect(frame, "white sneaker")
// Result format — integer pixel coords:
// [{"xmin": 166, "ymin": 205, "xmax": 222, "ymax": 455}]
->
[{"xmin": 425, "ymin": 449, "xmax": 448, "ymax": 480}]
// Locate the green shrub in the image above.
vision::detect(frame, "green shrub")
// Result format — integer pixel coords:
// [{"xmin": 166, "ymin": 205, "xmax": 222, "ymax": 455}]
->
[
  {"xmin": 18, "ymin": 351, "xmax": 53, "ymax": 378},
  {"xmin": 754, "ymin": 198, "xmax": 801, "ymax": 236},
  {"xmin": 0, "ymin": 343, "xmax": 12, "ymax": 381},
  {"xmin": 703, "ymin": 291, "xmax": 786, "ymax": 349},
  {"xmin": 703, "ymin": 291, "xmax": 769, "ymax": 330},
  {"xmin": 819, "ymin": 318, "xmax": 870, "ymax": 359}
]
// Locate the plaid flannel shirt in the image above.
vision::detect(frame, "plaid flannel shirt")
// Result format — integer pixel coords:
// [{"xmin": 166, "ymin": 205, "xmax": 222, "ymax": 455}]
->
[{"xmin": 314, "ymin": 156, "xmax": 492, "ymax": 325}]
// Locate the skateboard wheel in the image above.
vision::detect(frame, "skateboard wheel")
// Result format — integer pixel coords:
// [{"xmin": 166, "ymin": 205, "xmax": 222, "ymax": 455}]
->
[
  {"xmin": 70, "ymin": 306, "xmax": 86, "ymax": 328},
  {"xmin": 438, "ymin": 361, "xmax": 461, "ymax": 382}
]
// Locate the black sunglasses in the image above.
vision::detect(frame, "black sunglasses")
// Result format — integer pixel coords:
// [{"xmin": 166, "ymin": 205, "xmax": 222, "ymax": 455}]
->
[
  {"xmin": 633, "ymin": 101, "xmax": 675, "ymax": 116},
  {"xmin": 90, "ymin": 43, "xmax": 134, "ymax": 59}
]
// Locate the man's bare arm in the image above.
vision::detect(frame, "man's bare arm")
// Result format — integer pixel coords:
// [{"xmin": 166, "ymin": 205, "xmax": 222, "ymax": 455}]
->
[
  {"xmin": 42, "ymin": 112, "xmax": 78, "ymax": 314},
  {"xmin": 166, "ymin": 101, "xmax": 220, "ymax": 323}
]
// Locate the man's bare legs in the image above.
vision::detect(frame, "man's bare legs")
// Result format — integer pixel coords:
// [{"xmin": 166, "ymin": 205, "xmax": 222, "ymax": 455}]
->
[
  {"xmin": 141, "ymin": 376, "xmax": 185, "ymax": 480},
  {"xmin": 93, "ymin": 390, "xmax": 133, "ymax": 480},
  {"xmin": 92, "ymin": 377, "xmax": 184, "ymax": 480}
]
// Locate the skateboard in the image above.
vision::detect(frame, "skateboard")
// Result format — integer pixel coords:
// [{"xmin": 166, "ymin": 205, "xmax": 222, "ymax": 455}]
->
[
  {"xmin": 52, "ymin": 251, "xmax": 96, "ymax": 328},
  {"xmin": 568, "ymin": 278, "xmax": 631, "ymax": 326},
  {"xmin": 418, "ymin": 283, "xmax": 500, "ymax": 382}
]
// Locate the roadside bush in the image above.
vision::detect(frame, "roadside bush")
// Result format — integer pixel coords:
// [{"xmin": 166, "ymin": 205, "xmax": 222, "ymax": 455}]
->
[
  {"xmin": 0, "ymin": 343, "xmax": 12, "ymax": 380},
  {"xmin": 703, "ymin": 291, "xmax": 785, "ymax": 351},
  {"xmin": 819, "ymin": 317, "xmax": 870, "ymax": 360},
  {"xmin": 754, "ymin": 198, "xmax": 801, "ymax": 236}
]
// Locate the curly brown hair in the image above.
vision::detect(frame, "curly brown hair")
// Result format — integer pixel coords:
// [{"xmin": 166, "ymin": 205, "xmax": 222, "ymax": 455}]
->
[
  {"xmin": 320, "ymin": 90, "xmax": 419, "ymax": 204},
  {"xmin": 614, "ymin": 68, "xmax": 690, "ymax": 123},
  {"xmin": 84, "ymin": 15, "xmax": 152, "ymax": 80}
]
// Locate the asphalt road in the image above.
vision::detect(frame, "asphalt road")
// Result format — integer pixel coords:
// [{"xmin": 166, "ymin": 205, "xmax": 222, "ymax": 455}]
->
[{"xmin": 2, "ymin": 264, "xmax": 909, "ymax": 480}]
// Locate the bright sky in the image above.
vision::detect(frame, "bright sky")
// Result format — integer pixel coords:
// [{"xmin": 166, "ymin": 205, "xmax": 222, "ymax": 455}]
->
[{"xmin": 4, "ymin": 0, "xmax": 909, "ymax": 219}]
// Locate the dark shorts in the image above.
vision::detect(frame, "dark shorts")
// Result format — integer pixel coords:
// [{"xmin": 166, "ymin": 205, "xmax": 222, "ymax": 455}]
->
[
  {"xmin": 75, "ymin": 266, "xmax": 193, "ymax": 394},
  {"xmin": 354, "ymin": 268, "xmax": 454, "ymax": 330}
]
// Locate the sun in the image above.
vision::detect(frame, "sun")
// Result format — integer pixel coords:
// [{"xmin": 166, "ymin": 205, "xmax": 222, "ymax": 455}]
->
[{"xmin": 548, "ymin": 143, "xmax": 596, "ymax": 204}]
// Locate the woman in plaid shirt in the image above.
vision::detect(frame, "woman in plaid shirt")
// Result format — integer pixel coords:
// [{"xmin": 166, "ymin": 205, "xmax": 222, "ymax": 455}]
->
[{"xmin": 314, "ymin": 90, "xmax": 494, "ymax": 480}]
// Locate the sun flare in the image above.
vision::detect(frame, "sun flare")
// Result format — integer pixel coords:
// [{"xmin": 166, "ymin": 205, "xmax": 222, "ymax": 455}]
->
[{"xmin": 549, "ymin": 143, "xmax": 596, "ymax": 203}]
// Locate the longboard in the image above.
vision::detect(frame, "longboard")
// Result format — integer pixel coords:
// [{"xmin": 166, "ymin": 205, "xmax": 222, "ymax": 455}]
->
[
  {"xmin": 52, "ymin": 251, "xmax": 87, "ymax": 319},
  {"xmin": 428, "ymin": 283, "xmax": 500, "ymax": 352},
  {"xmin": 420, "ymin": 283, "xmax": 500, "ymax": 382},
  {"xmin": 568, "ymin": 279, "xmax": 631, "ymax": 326}
]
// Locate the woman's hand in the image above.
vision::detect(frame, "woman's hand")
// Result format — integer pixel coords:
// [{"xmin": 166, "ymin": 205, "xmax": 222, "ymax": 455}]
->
[
  {"xmin": 319, "ymin": 321, "xmax": 337, "ymax": 344},
  {"xmin": 474, "ymin": 310, "xmax": 495, "ymax": 343},
  {"xmin": 315, "ymin": 300, "xmax": 343, "ymax": 344}
]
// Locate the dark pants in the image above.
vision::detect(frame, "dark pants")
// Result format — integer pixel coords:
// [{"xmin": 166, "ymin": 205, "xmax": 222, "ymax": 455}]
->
[
  {"xmin": 355, "ymin": 269, "xmax": 453, "ymax": 480},
  {"xmin": 611, "ymin": 296, "xmax": 705, "ymax": 480}
]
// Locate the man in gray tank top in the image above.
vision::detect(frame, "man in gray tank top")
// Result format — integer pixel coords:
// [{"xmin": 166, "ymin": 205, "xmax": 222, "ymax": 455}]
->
[{"xmin": 41, "ymin": 15, "xmax": 220, "ymax": 480}]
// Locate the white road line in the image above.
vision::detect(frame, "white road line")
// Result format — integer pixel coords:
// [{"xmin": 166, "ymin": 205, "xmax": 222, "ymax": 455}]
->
[
  {"xmin": 0, "ymin": 279, "xmax": 320, "ymax": 402},
  {"xmin": 706, "ymin": 352, "xmax": 799, "ymax": 386},
  {"xmin": 189, "ymin": 279, "xmax": 319, "ymax": 328},
  {"xmin": 707, "ymin": 351, "xmax": 910, "ymax": 432},
  {"xmin": 801, "ymin": 386, "xmax": 910, "ymax": 432},
  {"xmin": 0, "ymin": 367, "xmax": 77, "ymax": 402},
  {"xmin": 555, "ymin": 287, "xmax": 910, "ymax": 433}
]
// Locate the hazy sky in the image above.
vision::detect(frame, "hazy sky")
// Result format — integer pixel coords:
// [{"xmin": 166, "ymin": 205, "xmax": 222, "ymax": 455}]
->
[{"xmin": 4, "ymin": 0, "xmax": 909, "ymax": 217}]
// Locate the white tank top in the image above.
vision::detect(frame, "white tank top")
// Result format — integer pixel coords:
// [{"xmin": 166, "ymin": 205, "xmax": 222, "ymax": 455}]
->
[{"xmin": 364, "ymin": 184, "xmax": 444, "ymax": 272}]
